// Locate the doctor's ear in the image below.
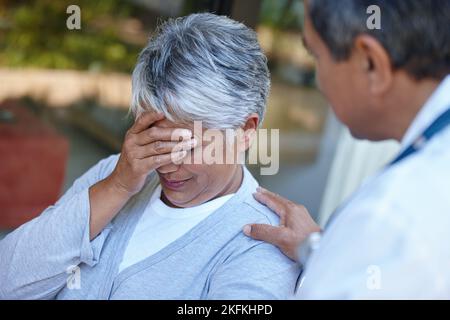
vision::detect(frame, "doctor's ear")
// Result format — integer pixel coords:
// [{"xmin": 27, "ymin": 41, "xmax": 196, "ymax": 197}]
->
[
  {"xmin": 237, "ymin": 113, "xmax": 259, "ymax": 152},
  {"xmin": 353, "ymin": 34, "xmax": 394, "ymax": 95}
]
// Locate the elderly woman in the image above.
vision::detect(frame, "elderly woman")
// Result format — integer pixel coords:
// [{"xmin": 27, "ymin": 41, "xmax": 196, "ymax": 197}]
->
[{"xmin": 0, "ymin": 13, "xmax": 298, "ymax": 299}]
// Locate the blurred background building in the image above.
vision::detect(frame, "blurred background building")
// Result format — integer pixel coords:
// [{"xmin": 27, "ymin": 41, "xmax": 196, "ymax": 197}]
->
[{"xmin": 0, "ymin": 0, "xmax": 399, "ymax": 238}]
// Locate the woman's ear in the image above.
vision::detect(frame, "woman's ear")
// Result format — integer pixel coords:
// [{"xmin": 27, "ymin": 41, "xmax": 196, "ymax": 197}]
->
[
  {"xmin": 353, "ymin": 34, "xmax": 394, "ymax": 95},
  {"xmin": 243, "ymin": 113, "xmax": 259, "ymax": 131},
  {"xmin": 237, "ymin": 113, "xmax": 259, "ymax": 152}
]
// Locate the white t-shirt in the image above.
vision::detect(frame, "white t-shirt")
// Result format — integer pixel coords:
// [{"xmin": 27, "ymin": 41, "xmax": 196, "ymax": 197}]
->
[{"xmin": 118, "ymin": 185, "xmax": 234, "ymax": 272}]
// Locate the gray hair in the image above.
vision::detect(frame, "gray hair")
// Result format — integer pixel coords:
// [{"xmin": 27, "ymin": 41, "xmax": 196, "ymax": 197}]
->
[
  {"xmin": 131, "ymin": 13, "xmax": 270, "ymax": 129},
  {"xmin": 309, "ymin": 0, "xmax": 450, "ymax": 80}
]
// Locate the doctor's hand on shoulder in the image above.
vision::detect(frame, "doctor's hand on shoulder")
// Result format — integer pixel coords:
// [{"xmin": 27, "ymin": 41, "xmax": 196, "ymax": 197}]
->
[{"xmin": 243, "ymin": 187, "xmax": 321, "ymax": 262}]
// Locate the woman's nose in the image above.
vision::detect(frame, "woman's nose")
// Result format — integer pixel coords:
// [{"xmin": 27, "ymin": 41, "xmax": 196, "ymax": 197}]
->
[{"xmin": 157, "ymin": 162, "xmax": 180, "ymax": 174}]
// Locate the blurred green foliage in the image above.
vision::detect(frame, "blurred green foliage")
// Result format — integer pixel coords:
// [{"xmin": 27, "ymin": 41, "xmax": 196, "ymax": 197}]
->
[
  {"xmin": 0, "ymin": 0, "xmax": 306, "ymax": 72},
  {"xmin": 0, "ymin": 0, "xmax": 143, "ymax": 72},
  {"xmin": 260, "ymin": 0, "xmax": 304, "ymax": 30}
]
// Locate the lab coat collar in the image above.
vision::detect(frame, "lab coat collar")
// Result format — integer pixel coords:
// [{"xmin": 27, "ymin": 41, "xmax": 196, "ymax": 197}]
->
[{"xmin": 400, "ymin": 75, "xmax": 450, "ymax": 151}]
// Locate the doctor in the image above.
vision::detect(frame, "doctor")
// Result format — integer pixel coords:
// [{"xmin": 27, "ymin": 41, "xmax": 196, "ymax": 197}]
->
[{"xmin": 244, "ymin": 0, "xmax": 450, "ymax": 298}]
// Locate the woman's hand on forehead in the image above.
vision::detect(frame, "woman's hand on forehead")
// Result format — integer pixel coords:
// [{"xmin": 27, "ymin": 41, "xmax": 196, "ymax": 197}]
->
[{"xmin": 110, "ymin": 112, "xmax": 197, "ymax": 195}]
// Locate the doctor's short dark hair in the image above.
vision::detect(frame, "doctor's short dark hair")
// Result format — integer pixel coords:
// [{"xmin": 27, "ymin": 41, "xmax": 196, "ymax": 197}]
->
[{"xmin": 308, "ymin": 0, "xmax": 450, "ymax": 80}]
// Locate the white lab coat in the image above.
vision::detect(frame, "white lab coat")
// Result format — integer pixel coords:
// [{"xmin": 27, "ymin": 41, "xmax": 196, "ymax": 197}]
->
[{"xmin": 297, "ymin": 75, "xmax": 450, "ymax": 299}]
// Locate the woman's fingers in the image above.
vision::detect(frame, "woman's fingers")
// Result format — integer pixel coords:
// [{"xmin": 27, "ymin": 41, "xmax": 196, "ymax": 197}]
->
[
  {"xmin": 141, "ymin": 150, "xmax": 188, "ymax": 171},
  {"xmin": 129, "ymin": 112, "xmax": 165, "ymax": 134},
  {"xmin": 135, "ymin": 138, "xmax": 197, "ymax": 159},
  {"xmin": 112, "ymin": 112, "xmax": 196, "ymax": 196},
  {"xmin": 134, "ymin": 126, "xmax": 192, "ymax": 145}
]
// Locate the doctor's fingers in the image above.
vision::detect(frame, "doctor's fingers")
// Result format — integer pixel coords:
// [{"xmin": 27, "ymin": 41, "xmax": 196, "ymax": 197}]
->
[
  {"xmin": 243, "ymin": 224, "xmax": 297, "ymax": 261},
  {"xmin": 243, "ymin": 223, "xmax": 284, "ymax": 246},
  {"xmin": 253, "ymin": 187, "xmax": 293, "ymax": 220}
]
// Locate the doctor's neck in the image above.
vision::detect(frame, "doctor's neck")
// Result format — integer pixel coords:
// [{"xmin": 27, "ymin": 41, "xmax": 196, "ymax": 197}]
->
[{"xmin": 373, "ymin": 73, "xmax": 441, "ymax": 142}]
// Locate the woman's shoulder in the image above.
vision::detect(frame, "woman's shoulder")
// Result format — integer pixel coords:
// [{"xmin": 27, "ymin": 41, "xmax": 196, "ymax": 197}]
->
[
  {"xmin": 240, "ymin": 196, "xmax": 280, "ymax": 227},
  {"xmin": 218, "ymin": 193, "xmax": 281, "ymax": 236},
  {"xmin": 235, "ymin": 167, "xmax": 281, "ymax": 227}
]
